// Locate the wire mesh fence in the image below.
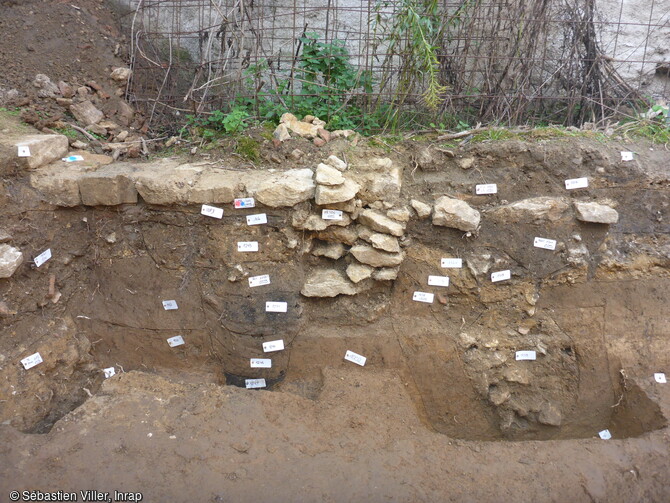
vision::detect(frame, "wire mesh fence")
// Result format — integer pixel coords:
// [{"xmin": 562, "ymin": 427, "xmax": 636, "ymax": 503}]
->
[{"xmin": 118, "ymin": 0, "xmax": 670, "ymax": 132}]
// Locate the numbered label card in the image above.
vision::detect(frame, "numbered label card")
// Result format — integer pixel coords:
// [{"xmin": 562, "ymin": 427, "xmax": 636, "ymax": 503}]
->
[
  {"xmin": 265, "ymin": 301, "xmax": 287, "ymax": 313},
  {"xmin": 245, "ymin": 378, "xmax": 266, "ymax": 389},
  {"xmin": 428, "ymin": 275, "xmax": 450, "ymax": 287},
  {"xmin": 246, "ymin": 213, "xmax": 267, "ymax": 226},
  {"xmin": 263, "ymin": 339, "xmax": 285, "ymax": 353},
  {"xmin": 34, "ymin": 248, "xmax": 52, "ymax": 268},
  {"xmin": 103, "ymin": 367, "xmax": 116, "ymax": 379},
  {"xmin": 476, "ymin": 183, "xmax": 498, "ymax": 195},
  {"xmin": 17, "ymin": 145, "xmax": 31, "ymax": 157},
  {"xmin": 515, "ymin": 350, "xmax": 536, "ymax": 361},
  {"xmin": 237, "ymin": 241, "xmax": 259, "ymax": 252},
  {"xmin": 441, "ymin": 258, "xmax": 463, "ymax": 268},
  {"xmin": 249, "ymin": 274, "xmax": 270, "ymax": 287},
  {"xmin": 620, "ymin": 151, "xmax": 634, "ymax": 161},
  {"xmin": 162, "ymin": 300, "xmax": 179, "ymax": 310},
  {"xmin": 533, "ymin": 237, "xmax": 557, "ymax": 250},
  {"xmin": 491, "ymin": 270, "xmax": 511, "ymax": 282},
  {"xmin": 413, "ymin": 291, "xmax": 434, "ymax": 303},
  {"xmin": 167, "ymin": 335, "xmax": 185, "ymax": 347},
  {"xmin": 654, "ymin": 373, "xmax": 667, "ymax": 383},
  {"xmin": 322, "ymin": 209, "xmax": 343, "ymax": 220},
  {"xmin": 234, "ymin": 197, "xmax": 255, "ymax": 208},
  {"xmin": 250, "ymin": 358, "xmax": 272, "ymax": 368},
  {"xmin": 565, "ymin": 177, "xmax": 588, "ymax": 190},
  {"xmin": 21, "ymin": 352, "xmax": 43, "ymax": 370},
  {"xmin": 201, "ymin": 204, "xmax": 224, "ymax": 219},
  {"xmin": 598, "ymin": 429, "xmax": 612, "ymax": 440},
  {"xmin": 344, "ymin": 350, "xmax": 367, "ymax": 366}
]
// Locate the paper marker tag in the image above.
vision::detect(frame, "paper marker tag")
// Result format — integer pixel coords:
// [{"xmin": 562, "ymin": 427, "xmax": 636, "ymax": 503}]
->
[
  {"xmin": 515, "ymin": 350, "xmax": 536, "ymax": 361},
  {"xmin": 21, "ymin": 352, "xmax": 43, "ymax": 370},
  {"xmin": 245, "ymin": 378, "xmax": 266, "ymax": 389},
  {"xmin": 322, "ymin": 209, "xmax": 343, "ymax": 220},
  {"xmin": 34, "ymin": 248, "xmax": 52, "ymax": 267},
  {"xmin": 598, "ymin": 429, "xmax": 612, "ymax": 440},
  {"xmin": 565, "ymin": 177, "xmax": 588, "ymax": 190},
  {"xmin": 249, "ymin": 274, "xmax": 270, "ymax": 287},
  {"xmin": 62, "ymin": 155, "xmax": 84, "ymax": 162},
  {"xmin": 344, "ymin": 350, "xmax": 367, "ymax": 366},
  {"xmin": 533, "ymin": 237, "xmax": 557, "ymax": 250},
  {"xmin": 428, "ymin": 275, "xmax": 450, "ymax": 287},
  {"xmin": 621, "ymin": 151, "xmax": 634, "ymax": 161},
  {"xmin": 263, "ymin": 340, "xmax": 285, "ymax": 352},
  {"xmin": 167, "ymin": 335, "xmax": 185, "ymax": 347},
  {"xmin": 246, "ymin": 213, "xmax": 267, "ymax": 226},
  {"xmin": 655, "ymin": 373, "xmax": 667, "ymax": 383},
  {"xmin": 17, "ymin": 145, "xmax": 31, "ymax": 157},
  {"xmin": 441, "ymin": 258, "xmax": 463, "ymax": 268},
  {"xmin": 201, "ymin": 204, "xmax": 223, "ymax": 219},
  {"xmin": 265, "ymin": 301, "xmax": 287, "ymax": 313},
  {"xmin": 234, "ymin": 197, "xmax": 255, "ymax": 208},
  {"xmin": 476, "ymin": 183, "xmax": 497, "ymax": 195},
  {"xmin": 250, "ymin": 358, "xmax": 272, "ymax": 368},
  {"xmin": 237, "ymin": 241, "xmax": 259, "ymax": 252},
  {"xmin": 162, "ymin": 300, "xmax": 178, "ymax": 310},
  {"xmin": 103, "ymin": 367, "xmax": 116, "ymax": 378},
  {"xmin": 491, "ymin": 270, "xmax": 511, "ymax": 282},
  {"xmin": 413, "ymin": 291, "xmax": 434, "ymax": 303}
]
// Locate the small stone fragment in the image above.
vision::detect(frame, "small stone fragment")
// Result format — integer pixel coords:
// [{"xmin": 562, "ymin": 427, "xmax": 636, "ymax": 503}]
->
[
  {"xmin": 411, "ymin": 199, "xmax": 432, "ymax": 219},
  {"xmin": 538, "ymin": 403, "xmax": 562, "ymax": 426},
  {"xmin": 433, "ymin": 196, "xmax": 481, "ymax": 232},
  {"xmin": 346, "ymin": 262, "xmax": 374, "ymax": 283},
  {"xmin": 357, "ymin": 209, "xmax": 405, "ymax": 237},
  {"xmin": 273, "ymin": 123, "xmax": 291, "ymax": 142},
  {"xmin": 0, "ymin": 244, "xmax": 23, "ymax": 278},
  {"xmin": 110, "ymin": 67, "xmax": 132, "ymax": 82},
  {"xmin": 317, "ymin": 128, "xmax": 331, "ymax": 143},
  {"xmin": 311, "ymin": 241, "xmax": 345, "ymax": 260},
  {"xmin": 457, "ymin": 157, "xmax": 475, "ymax": 170},
  {"xmin": 350, "ymin": 244, "xmax": 404, "ymax": 268},
  {"xmin": 314, "ymin": 178, "xmax": 360, "ymax": 205},
  {"xmin": 301, "ymin": 269, "xmax": 361, "ymax": 297},
  {"xmin": 574, "ymin": 201, "xmax": 619, "ymax": 224},
  {"xmin": 315, "ymin": 163, "xmax": 345, "ymax": 186},
  {"xmin": 387, "ymin": 207, "xmax": 411, "ymax": 222},
  {"xmin": 372, "ymin": 267, "xmax": 399, "ymax": 281},
  {"xmin": 290, "ymin": 149, "xmax": 305, "ymax": 160},
  {"xmin": 326, "ymin": 155, "xmax": 347, "ymax": 171},
  {"xmin": 70, "ymin": 100, "xmax": 104, "ymax": 126},
  {"xmin": 313, "ymin": 137, "xmax": 326, "ymax": 147}
]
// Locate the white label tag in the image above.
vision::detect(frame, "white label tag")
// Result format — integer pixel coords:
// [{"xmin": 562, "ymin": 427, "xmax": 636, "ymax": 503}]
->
[
  {"xmin": 265, "ymin": 301, "xmax": 287, "ymax": 313},
  {"xmin": 441, "ymin": 258, "xmax": 463, "ymax": 268},
  {"xmin": 476, "ymin": 183, "xmax": 497, "ymax": 195},
  {"xmin": 249, "ymin": 274, "xmax": 270, "ymax": 287},
  {"xmin": 62, "ymin": 155, "xmax": 85, "ymax": 162},
  {"xmin": 322, "ymin": 209, "xmax": 343, "ymax": 220},
  {"xmin": 237, "ymin": 241, "xmax": 259, "ymax": 252},
  {"xmin": 413, "ymin": 291, "xmax": 434, "ymax": 303},
  {"xmin": 263, "ymin": 339, "xmax": 285, "ymax": 352},
  {"xmin": 21, "ymin": 352, "xmax": 43, "ymax": 370},
  {"xmin": 344, "ymin": 350, "xmax": 367, "ymax": 366},
  {"xmin": 598, "ymin": 429, "xmax": 612, "ymax": 440},
  {"xmin": 234, "ymin": 197, "xmax": 255, "ymax": 208},
  {"xmin": 533, "ymin": 237, "xmax": 557, "ymax": 250},
  {"xmin": 491, "ymin": 270, "xmax": 511, "ymax": 282},
  {"xmin": 103, "ymin": 367, "xmax": 116, "ymax": 378},
  {"xmin": 162, "ymin": 300, "xmax": 178, "ymax": 310},
  {"xmin": 515, "ymin": 350, "xmax": 537, "ymax": 361},
  {"xmin": 17, "ymin": 145, "xmax": 31, "ymax": 157},
  {"xmin": 250, "ymin": 358, "xmax": 272, "ymax": 368},
  {"xmin": 654, "ymin": 373, "xmax": 667, "ymax": 383},
  {"xmin": 245, "ymin": 378, "xmax": 266, "ymax": 389},
  {"xmin": 201, "ymin": 204, "xmax": 223, "ymax": 219},
  {"xmin": 34, "ymin": 248, "xmax": 52, "ymax": 267},
  {"xmin": 620, "ymin": 151, "xmax": 634, "ymax": 161},
  {"xmin": 246, "ymin": 213, "xmax": 267, "ymax": 226},
  {"xmin": 167, "ymin": 335, "xmax": 185, "ymax": 347},
  {"xmin": 428, "ymin": 275, "xmax": 450, "ymax": 287},
  {"xmin": 565, "ymin": 177, "xmax": 588, "ymax": 190}
]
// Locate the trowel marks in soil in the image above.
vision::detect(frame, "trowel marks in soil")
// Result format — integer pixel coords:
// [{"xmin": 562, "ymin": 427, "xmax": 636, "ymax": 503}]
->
[{"xmin": 0, "ymin": 138, "xmax": 668, "ymax": 445}]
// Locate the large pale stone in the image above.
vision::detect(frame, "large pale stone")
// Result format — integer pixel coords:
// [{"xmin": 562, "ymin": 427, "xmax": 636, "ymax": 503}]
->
[
  {"xmin": 488, "ymin": 197, "xmax": 570, "ymax": 223},
  {"xmin": 538, "ymin": 402, "xmax": 562, "ymax": 426},
  {"xmin": 70, "ymin": 100, "xmax": 104, "ymax": 125},
  {"xmin": 255, "ymin": 169, "xmax": 315, "ymax": 207},
  {"xmin": 350, "ymin": 244, "xmax": 404, "ymax": 267},
  {"xmin": 433, "ymin": 196, "xmax": 481, "ymax": 231},
  {"xmin": 0, "ymin": 245, "xmax": 23, "ymax": 278},
  {"xmin": 187, "ymin": 170, "xmax": 239, "ymax": 204},
  {"xmin": 346, "ymin": 262, "xmax": 374, "ymax": 283},
  {"xmin": 273, "ymin": 123, "xmax": 291, "ymax": 142},
  {"xmin": 286, "ymin": 120, "xmax": 319, "ymax": 139},
  {"xmin": 13, "ymin": 135, "xmax": 69, "ymax": 170},
  {"xmin": 358, "ymin": 227, "xmax": 400, "ymax": 253},
  {"xmin": 325, "ymin": 155, "xmax": 347, "ymax": 171},
  {"xmin": 574, "ymin": 201, "xmax": 619, "ymax": 224},
  {"xmin": 30, "ymin": 166, "xmax": 84, "ymax": 206},
  {"xmin": 315, "ymin": 163, "xmax": 344, "ymax": 186},
  {"xmin": 357, "ymin": 209, "xmax": 405, "ymax": 237},
  {"xmin": 79, "ymin": 165, "xmax": 138, "ymax": 206},
  {"xmin": 314, "ymin": 178, "xmax": 360, "ymax": 205},
  {"xmin": 133, "ymin": 161, "xmax": 200, "ymax": 205},
  {"xmin": 352, "ymin": 163, "xmax": 403, "ymax": 204},
  {"xmin": 314, "ymin": 226, "xmax": 359, "ymax": 245},
  {"xmin": 293, "ymin": 209, "xmax": 352, "ymax": 231},
  {"xmin": 372, "ymin": 267, "xmax": 399, "ymax": 281},
  {"xmin": 311, "ymin": 241, "xmax": 345, "ymax": 260},
  {"xmin": 387, "ymin": 207, "xmax": 411, "ymax": 222},
  {"xmin": 411, "ymin": 199, "xmax": 432, "ymax": 219},
  {"xmin": 301, "ymin": 269, "xmax": 360, "ymax": 297}
]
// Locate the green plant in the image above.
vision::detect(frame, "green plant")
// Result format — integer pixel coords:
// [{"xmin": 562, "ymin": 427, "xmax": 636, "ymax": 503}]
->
[
  {"xmin": 53, "ymin": 127, "xmax": 78, "ymax": 139},
  {"xmin": 235, "ymin": 136, "xmax": 260, "ymax": 162}
]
